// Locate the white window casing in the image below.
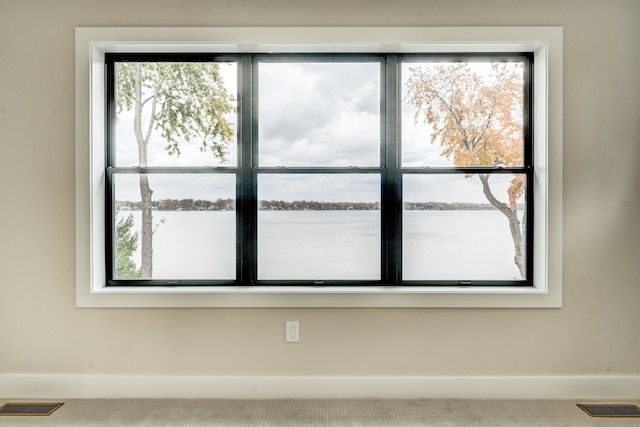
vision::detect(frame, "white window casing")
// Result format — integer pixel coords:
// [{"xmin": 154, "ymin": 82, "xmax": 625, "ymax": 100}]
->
[{"xmin": 75, "ymin": 26, "xmax": 562, "ymax": 308}]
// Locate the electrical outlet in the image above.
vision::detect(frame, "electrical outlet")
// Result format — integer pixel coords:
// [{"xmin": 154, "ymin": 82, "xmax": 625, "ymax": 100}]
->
[{"xmin": 286, "ymin": 321, "xmax": 299, "ymax": 343}]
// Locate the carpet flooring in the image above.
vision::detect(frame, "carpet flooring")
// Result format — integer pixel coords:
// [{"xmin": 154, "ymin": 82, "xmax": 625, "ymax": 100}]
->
[{"xmin": 1, "ymin": 399, "xmax": 640, "ymax": 426}]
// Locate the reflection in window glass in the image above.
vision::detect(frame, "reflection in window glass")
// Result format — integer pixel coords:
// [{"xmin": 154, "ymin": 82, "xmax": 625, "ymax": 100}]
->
[
  {"xmin": 258, "ymin": 174, "xmax": 381, "ymax": 280},
  {"xmin": 258, "ymin": 62, "xmax": 381, "ymax": 167},
  {"xmin": 402, "ymin": 61, "xmax": 524, "ymax": 168},
  {"xmin": 113, "ymin": 174, "xmax": 236, "ymax": 280},
  {"xmin": 402, "ymin": 174, "xmax": 526, "ymax": 281}
]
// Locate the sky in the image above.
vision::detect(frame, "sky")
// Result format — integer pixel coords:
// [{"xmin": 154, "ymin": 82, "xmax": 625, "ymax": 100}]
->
[{"xmin": 113, "ymin": 60, "xmax": 520, "ymax": 204}]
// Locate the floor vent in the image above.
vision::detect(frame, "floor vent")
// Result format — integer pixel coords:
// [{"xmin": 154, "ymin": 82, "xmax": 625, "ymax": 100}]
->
[
  {"xmin": 0, "ymin": 402, "xmax": 64, "ymax": 416},
  {"xmin": 577, "ymin": 403, "xmax": 640, "ymax": 418}
]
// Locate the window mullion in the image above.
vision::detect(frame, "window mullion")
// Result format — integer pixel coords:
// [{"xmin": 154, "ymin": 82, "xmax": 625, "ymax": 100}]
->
[
  {"xmin": 383, "ymin": 55, "xmax": 401, "ymax": 284},
  {"xmin": 238, "ymin": 54, "xmax": 255, "ymax": 285}
]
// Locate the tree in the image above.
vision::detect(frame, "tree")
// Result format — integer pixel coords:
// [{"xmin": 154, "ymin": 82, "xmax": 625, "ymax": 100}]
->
[
  {"xmin": 116, "ymin": 62, "xmax": 235, "ymax": 278},
  {"xmin": 405, "ymin": 62, "xmax": 526, "ymax": 278},
  {"xmin": 115, "ymin": 212, "xmax": 141, "ymax": 279}
]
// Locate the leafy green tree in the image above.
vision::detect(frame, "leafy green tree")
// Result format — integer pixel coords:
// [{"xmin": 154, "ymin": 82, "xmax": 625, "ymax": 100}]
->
[
  {"xmin": 116, "ymin": 62, "xmax": 235, "ymax": 278},
  {"xmin": 115, "ymin": 213, "xmax": 141, "ymax": 279}
]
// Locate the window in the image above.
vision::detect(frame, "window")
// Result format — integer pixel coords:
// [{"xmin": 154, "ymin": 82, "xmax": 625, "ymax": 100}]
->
[
  {"xmin": 76, "ymin": 27, "xmax": 562, "ymax": 307},
  {"xmin": 106, "ymin": 53, "xmax": 532, "ymax": 287}
]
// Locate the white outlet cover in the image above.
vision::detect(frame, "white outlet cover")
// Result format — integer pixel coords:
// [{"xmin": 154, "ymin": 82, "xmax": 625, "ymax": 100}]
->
[{"xmin": 286, "ymin": 321, "xmax": 299, "ymax": 342}]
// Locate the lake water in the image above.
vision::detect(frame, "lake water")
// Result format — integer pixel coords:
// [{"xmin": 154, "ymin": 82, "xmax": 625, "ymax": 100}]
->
[{"xmin": 116, "ymin": 210, "xmax": 522, "ymax": 281}]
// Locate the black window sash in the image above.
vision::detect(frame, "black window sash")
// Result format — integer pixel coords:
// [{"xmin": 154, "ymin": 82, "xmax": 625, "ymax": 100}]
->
[{"xmin": 105, "ymin": 52, "xmax": 534, "ymax": 287}]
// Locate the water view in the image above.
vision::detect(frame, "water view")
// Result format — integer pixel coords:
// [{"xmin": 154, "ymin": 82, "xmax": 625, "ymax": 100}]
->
[{"xmin": 116, "ymin": 209, "xmax": 522, "ymax": 281}]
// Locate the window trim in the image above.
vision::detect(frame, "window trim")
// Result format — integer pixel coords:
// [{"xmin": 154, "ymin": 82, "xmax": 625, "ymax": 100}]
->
[{"xmin": 76, "ymin": 26, "xmax": 563, "ymax": 308}]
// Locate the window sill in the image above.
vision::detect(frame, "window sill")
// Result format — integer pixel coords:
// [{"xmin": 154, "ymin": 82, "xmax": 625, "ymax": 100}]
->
[{"xmin": 77, "ymin": 283, "xmax": 561, "ymax": 308}]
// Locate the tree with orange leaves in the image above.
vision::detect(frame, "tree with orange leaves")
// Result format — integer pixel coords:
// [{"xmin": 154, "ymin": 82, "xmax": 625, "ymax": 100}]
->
[{"xmin": 405, "ymin": 62, "xmax": 526, "ymax": 278}]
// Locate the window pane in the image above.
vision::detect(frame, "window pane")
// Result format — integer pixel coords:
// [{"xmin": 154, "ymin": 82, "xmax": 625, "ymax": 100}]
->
[
  {"xmin": 258, "ymin": 62, "xmax": 381, "ymax": 167},
  {"xmin": 258, "ymin": 174, "xmax": 381, "ymax": 280},
  {"xmin": 403, "ymin": 174, "xmax": 526, "ymax": 281},
  {"xmin": 114, "ymin": 61, "xmax": 237, "ymax": 167},
  {"xmin": 113, "ymin": 174, "xmax": 236, "ymax": 280},
  {"xmin": 402, "ymin": 61, "xmax": 524, "ymax": 167}
]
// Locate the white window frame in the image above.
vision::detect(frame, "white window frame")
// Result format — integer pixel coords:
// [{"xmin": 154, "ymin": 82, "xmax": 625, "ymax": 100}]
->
[{"xmin": 75, "ymin": 26, "xmax": 562, "ymax": 308}]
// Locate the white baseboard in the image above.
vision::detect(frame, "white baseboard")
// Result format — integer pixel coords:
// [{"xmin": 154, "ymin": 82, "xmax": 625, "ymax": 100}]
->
[{"xmin": 1, "ymin": 375, "xmax": 639, "ymax": 400}]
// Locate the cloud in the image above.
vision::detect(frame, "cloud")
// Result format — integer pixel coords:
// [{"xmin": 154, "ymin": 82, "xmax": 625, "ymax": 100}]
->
[
  {"xmin": 258, "ymin": 61, "xmax": 380, "ymax": 166},
  {"xmin": 403, "ymin": 173, "xmax": 521, "ymax": 204},
  {"xmin": 115, "ymin": 173, "xmax": 235, "ymax": 202},
  {"xmin": 259, "ymin": 174, "xmax": 380, "ymax": 203}
]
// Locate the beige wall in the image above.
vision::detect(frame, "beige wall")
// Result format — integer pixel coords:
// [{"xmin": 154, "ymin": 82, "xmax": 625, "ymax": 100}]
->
[{"xmin": 0, "ymin": 0, "xmax": 639, "ymax": 380}]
